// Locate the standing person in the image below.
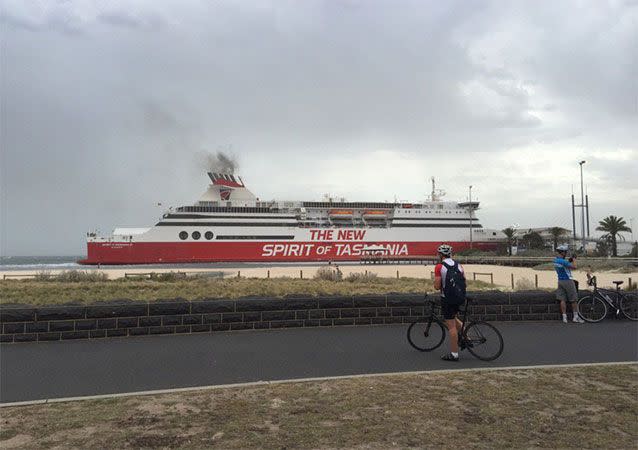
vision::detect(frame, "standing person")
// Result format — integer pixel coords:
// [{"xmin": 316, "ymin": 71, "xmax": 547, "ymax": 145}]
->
[
  {"xmin": 433, "ymin": 244, "xmax": 466, "ymax": 362},
  {"xmin": 554, "ymin": 245, "xmax": 584, "ymax": 323}
]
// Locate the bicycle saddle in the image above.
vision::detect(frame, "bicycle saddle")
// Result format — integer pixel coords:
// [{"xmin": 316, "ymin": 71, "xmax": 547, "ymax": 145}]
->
[{"xmin": 613, "ymin": 281, "xmax": 624, "ymax": 286}]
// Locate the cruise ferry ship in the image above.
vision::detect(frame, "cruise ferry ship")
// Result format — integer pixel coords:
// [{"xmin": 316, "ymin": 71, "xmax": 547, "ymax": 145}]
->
[{"xmin": 79, "ymin": 172, "xmax": 504, "ymax": 264}]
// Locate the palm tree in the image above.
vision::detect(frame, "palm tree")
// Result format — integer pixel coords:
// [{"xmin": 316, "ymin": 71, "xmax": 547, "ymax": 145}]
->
[
  {"xmin": 548, "ymin": 227, "xmax": 569, "ymax": 250},
  {"xmin": 521, "ymin": 231, "xmax": 544, "ymax": 250},
  {"xmin": 595, "ymin": 237, "xmax": 611, "ymax": 257},
  {"xmin": 596, "ymin": 216, "xmax": 632, "ymax": 257},
  {"xmin": 502, "ymin": 227, "xmax": 517, "ymax": 256}
]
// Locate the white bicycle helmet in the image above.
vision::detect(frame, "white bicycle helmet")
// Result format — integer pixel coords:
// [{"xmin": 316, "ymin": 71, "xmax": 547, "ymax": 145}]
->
[
  {"xmin": 437, "ymin": 244, "xmax": 453, "ymax": 256},
  {"xmin": 556, "ymin": 244, "xmax": 569, "ymax": 252}
]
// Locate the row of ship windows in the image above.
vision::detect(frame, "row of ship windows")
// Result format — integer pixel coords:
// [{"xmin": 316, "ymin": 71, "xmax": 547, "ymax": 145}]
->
[
  {"xmin": 178, "ymin": 206, "xmax": 279, "ymax": 213},
  {"xmin": 179, "ymin": 231, "xmax": 213, "ymax": 240}
]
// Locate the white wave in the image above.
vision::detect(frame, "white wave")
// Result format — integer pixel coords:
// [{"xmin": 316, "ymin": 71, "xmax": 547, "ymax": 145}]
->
[{"xmin": 0, "ymin": 263, "xmax": 82, "ymax": 271}]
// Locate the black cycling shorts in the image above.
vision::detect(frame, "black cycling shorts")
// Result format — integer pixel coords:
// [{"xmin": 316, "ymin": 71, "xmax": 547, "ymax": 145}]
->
[{"xmin": 441, "ymin": 300, "xmax": 461, "ymax": 320}]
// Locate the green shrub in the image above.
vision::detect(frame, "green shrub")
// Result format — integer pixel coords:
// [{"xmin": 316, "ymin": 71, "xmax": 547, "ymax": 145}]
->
[
  {"xmin": 314, "ymin": 266, "xmax": 343, "ymax": 281},
  {"xmin": 150, "ymin": 271, "xmax": 187, "ymax": 282},
  {"xmin": 345, "ymin": 272, "xmax": 378, "ymax": 283},
  {"xmin": 54, "ymin": 270, "xmax": 108, "ymax": 282},
  {"xmin": 515, "ymin": 278, "xmax": 536, "ymax": 291},
  {"xmin": 34, "ymin": 270, "xmax": 53, "ymax": 281}
]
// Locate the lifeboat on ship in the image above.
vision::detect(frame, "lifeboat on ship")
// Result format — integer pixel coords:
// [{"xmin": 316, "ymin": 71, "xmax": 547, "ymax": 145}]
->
[
  {"xmin": 329, "ymin": 209, "xmax": 354, "ymax": 219},
  {"xmin": 362, "ymin": 210, "xmax": 388, "ymax": 220}
]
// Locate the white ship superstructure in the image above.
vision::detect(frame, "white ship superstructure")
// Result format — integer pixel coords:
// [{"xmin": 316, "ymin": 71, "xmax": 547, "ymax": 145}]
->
[{"xmin": 81, "ymin": 173, "xmax": 503, "ymax": 264}]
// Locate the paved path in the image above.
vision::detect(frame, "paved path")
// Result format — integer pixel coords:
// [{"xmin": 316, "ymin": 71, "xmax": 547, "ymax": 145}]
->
[{"xmin": 1, "ymin": 321, "xmax": 637, "ymax": 403}]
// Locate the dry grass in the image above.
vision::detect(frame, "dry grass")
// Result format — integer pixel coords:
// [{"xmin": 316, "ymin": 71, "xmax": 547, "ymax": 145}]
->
[
  {"xmin": 534, "ymin": 260, "xmax": 636, "ymax": 273},
  {"xmin": 1, "ymin": 364, "xmax": 636, "ymax": 449},
  {"xmin": 513, "ymin": 277, "xmax": 534, "ymax": 290},
  {"xmin": 0, "ymin": 277, "xmax": 494, "ymax": 306}
]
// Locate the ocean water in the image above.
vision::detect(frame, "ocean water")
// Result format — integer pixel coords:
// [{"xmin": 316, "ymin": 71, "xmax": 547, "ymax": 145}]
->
[{"xmin": 0, "ymin": 256, "xmax": 83, "ymax": 271}]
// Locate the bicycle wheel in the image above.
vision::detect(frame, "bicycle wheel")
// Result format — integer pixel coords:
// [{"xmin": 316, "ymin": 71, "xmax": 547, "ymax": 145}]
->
[
  {"xmin": 578, "ymin": 295, "xmax": 607, "ymax": 323},
  {"xmin": 407, "ymin": 318, "xmax": 446, "ymax": 352},
  {"xmin": 464, "ymin": 321, "xmax": 504, "ymax": 361},
  {"xmin": 620, "ymin": 292, "xmax": 638, "ymax": 321}
]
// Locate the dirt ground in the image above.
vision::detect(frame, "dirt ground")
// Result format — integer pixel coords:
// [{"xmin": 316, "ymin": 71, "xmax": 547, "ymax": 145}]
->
[{"xmin": 1, "ymin": 364, "xmax": 636, "ymax": 449}]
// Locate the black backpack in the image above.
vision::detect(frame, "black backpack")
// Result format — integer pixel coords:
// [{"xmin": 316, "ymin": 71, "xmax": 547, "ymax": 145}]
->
[{"xmin": 442, "ymin": 261, "xmax": 466, "ymax": 305}]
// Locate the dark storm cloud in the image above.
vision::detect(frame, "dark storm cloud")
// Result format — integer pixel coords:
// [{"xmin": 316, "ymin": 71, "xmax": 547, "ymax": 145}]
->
[{"xmin": 1, "ymin": 0, "xmax": 636, "ymax": 255}]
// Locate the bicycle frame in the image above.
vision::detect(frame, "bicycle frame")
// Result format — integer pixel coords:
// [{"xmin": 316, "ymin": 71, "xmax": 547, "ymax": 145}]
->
[
  {"xmin": 424, "ymin": 296, "xmax": 472, "ymax": 342},
  {"xmin": 588, "ymin": 279, "xmax": 625, "ymax": 317},
  {"xmin": 593, "ymin": 287, "xmax": 623, "ymax": 315}
]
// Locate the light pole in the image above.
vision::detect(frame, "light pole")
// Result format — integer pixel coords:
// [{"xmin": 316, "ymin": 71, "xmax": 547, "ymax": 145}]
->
[
  {"xmin": 579, "ymin": 161, "xmax": 586, "ymax": 252},
  {"xmin": 469, "ymin": 185, "xmax": 473, "ymax": 249},
  {"xmin": 631, "ymin": 218, "xmax": 636, "ymax": 255}
]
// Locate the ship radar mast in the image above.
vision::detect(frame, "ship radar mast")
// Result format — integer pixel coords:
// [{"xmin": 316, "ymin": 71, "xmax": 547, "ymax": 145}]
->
[{"xmin": 429, "ymin": 177, "xmax": 446, "ymax": 202}]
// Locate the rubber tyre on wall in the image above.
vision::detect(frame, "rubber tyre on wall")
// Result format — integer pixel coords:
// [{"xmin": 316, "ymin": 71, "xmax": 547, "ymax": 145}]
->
[
  {"xmin": 407, "ymin": 318, "xmax": 446, "ymax": 352},
  {"xmin": 464, "ymin": 321, "xmax": 504, "ymax": 361},
  {"xmin": 578, "ymin": 295, "xmax": 607, "ymax": 323}
]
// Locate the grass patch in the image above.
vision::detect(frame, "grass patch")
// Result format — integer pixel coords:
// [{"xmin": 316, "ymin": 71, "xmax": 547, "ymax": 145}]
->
[
  {"xmin": 534, "ymin": 260, "xmax": 636, "ymax": 273},
  {"xmin": 1, "ymin": 364, "xmax": 636, "ymax": 449},
  {"xmin": 0, "ymin": 277, "xmax": 494, "ymax": 306},
  {"xmin": 33, "ymin": 270, "xmax": 109, "ymax": 282}
]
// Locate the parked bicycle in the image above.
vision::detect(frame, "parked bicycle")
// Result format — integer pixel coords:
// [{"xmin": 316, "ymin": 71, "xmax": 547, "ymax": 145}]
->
[
  {"xmin": 407, "ymin": 295, "xmax": 504, "ymax": 361},
  {"xmin": 577, "ymin": 274, "xmax": 638, "ymax": 322}
]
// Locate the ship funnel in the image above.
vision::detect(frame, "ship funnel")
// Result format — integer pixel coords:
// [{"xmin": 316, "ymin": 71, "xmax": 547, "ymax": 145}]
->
[{"xmin": 207, "ymin": 172, "xmax": 245, "ymax": 188}]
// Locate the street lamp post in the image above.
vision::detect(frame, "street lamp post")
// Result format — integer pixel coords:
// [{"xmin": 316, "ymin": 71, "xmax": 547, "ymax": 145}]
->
[
  {"xmin": 579, "ymin": 161, "xmax": 586, "ymax": 252},
  {"xmin": 469, "ymin": 185, "xmax": 473, "ymax": 249},
  {"xmin": 631, "ymin": 217, "xmax": 636, "ymax": 251}
]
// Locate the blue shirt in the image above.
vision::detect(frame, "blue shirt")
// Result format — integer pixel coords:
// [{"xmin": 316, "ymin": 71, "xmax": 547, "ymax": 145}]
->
[{"xmin": 554, "ymin": 257, "xmax": 573, "ymax": 280}]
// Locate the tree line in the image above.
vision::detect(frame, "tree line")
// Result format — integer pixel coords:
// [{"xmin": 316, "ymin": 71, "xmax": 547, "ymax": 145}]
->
[{"xmin": 502, "ymin": 215, "xmax": 634, "ymax": 257}]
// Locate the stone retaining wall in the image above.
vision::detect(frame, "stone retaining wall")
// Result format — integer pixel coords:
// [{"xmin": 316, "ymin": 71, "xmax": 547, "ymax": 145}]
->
[{"xmin": 0, "ymin": 291, "xmax": 566, "ymax": 343}]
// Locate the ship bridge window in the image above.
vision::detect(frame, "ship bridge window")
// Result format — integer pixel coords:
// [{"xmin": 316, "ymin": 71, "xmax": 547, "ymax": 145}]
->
[
  {"xmin": 205, "ymin": 231, "xmax": 214, "ymax": 240},
  {"xmin": 179, "ymin": 231, "xmax": 188, "ymax": 240},
  {"xmin": 192, "ymin": 231, "xmax": 201, "ymax": 240}
]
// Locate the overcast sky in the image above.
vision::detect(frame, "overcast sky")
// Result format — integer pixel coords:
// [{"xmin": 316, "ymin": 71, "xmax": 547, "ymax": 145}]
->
[{"xmin": 1, "ymin": 0, "xmax": 637, "ymax": 256}]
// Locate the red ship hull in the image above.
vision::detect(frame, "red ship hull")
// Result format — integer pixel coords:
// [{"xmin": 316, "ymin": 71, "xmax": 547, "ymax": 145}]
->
[{"xmin": 79, "ymin": 241, "xmax": 499, "ymax": 265}]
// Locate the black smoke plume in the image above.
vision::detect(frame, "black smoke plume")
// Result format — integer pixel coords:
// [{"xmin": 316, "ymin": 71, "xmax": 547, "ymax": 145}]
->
[{"xmin": 203, "ymin": 151, "xmax": 238, "ymax": 174}]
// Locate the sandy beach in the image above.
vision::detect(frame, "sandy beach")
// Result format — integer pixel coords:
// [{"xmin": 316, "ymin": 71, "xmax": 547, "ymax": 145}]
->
[{"xmin": 1, "ymin": 264, "xmax": 635, "ymax": 290}]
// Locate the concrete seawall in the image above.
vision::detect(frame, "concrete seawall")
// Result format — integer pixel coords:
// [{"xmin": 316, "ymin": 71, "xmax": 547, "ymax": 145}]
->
[{"xmin": 0, "ymin": 291, "xmax": 583, "ymax": 344}]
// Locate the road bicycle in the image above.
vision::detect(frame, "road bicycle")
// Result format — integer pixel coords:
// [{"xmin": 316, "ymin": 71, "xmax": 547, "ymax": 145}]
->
[
  {"xmin": 577, "ymin": 275, "xmax": 638, "ymax": 323},
  {"xmin": 407, "ymin": 295, "xmax": 504, "ymax": 361}
]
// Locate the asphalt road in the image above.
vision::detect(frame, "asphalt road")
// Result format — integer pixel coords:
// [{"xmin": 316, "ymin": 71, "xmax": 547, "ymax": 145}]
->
[{"xmin": 1, "ymin": 321, "xmax": 637, "ymax": 403}]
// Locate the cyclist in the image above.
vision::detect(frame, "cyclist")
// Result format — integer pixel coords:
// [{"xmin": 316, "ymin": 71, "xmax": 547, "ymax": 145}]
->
[
  {"xmin": 554, "ymin": 245, "xmax": 584, "ymax": 323},
  {"xmin": 434, "ymin": 244, "xmax": 466, "ymax": 361}
]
